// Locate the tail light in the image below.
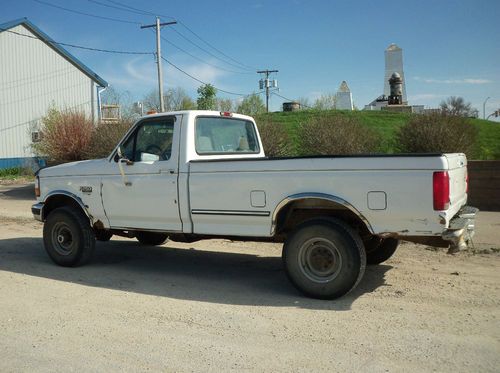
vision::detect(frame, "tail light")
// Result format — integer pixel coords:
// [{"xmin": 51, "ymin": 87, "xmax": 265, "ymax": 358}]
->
[
  {"xmin": 35, "ymin": 176, "xmax": 40, "ymax": 197},
  {"xmin": 465, "ymin": 168, "xmax": 469, "ymax": 194},
  {"xmin": 220, "ymin": 111, "xmax": 233, "ymax": 117},
  {"xmin": 433, "ymin": 171, "xmax": 450, "ymax": 210}
]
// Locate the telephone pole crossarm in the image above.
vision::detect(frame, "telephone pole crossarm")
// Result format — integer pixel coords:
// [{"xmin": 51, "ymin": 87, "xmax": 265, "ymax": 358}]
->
[{"xmin": 141, "ymin": 19, "xmax": 177, "ymax": 112}]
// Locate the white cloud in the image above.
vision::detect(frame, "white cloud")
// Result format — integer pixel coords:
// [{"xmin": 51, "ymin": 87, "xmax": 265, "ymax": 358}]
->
[
  {"xmin": 413, "ymin": 77, "xmax": 492, "ymax": 84},
  {"xmin": 100, "ymin": 56, "xmax": 232, "ymax": 96}
]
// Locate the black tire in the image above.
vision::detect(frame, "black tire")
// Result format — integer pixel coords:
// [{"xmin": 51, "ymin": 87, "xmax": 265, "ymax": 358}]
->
[
  {"xmin": 282, "ymin": 218, "xmax": 366, "ymax": 300},
  {"xmin": 135, "ymin": 231, "xmax": 168, "ymax": 246},
  {"xmin": 95, "ymin": 230, "xmax": 113, "ymax": 242},
  {"xmin": 365, "ymin": 237, "xmax": 399, "ymax": 265},
  {"xmin": 43, "ymin": 206, "xmax": 96, "ymax": 267}
]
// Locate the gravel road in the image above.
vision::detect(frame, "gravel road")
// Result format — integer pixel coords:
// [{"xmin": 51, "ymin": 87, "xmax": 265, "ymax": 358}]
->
[{"xmin": 0, "ymin": 184, "xmax": 499, "ymax": 372}]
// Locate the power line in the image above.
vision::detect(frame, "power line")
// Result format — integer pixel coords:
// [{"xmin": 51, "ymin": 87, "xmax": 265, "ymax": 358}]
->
[
  {"xmin": 168, "ymin": 27, "xmax": 254, "ymax": 72},
  {"xmin": 103, "ymin": 0, "xmax": 172, "ymax": 18},
  {"xmin": 161, "ymin": 56, "xmax": 256, "ymax": 97},
  {"xmin": 155, "ymin": 32, "xmax": 252, "ymax": 75},
  {"xmin": 1, "ymin": 27, "xmax": 153, "ymax": 55},
  {"xmin": 99, "ymin": 0, "xmax": 257, "ymax": 70},
  {"xmin": 177, "ymin": 21, "xmax": 257, "ymax": 71},
  {"xmin": 40, "ymin": 0, "xmax": 256, "ymax": 73},
  {"xmin": 86, "ymin": 0, "xmax": 150, "ymax": 16},
  {"xmin": 33, "ymin": 0, "xmax": 142, "ymax": 25}
]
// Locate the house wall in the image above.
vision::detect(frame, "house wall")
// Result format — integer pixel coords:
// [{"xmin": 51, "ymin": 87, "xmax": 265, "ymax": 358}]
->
[{"xmin": 0, "ymin": 24, "xmax": 98, "ymax": 167}]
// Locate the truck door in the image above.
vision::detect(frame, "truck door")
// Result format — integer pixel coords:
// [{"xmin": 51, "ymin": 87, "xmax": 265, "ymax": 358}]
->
[{"xmin": 101, "ymin": 115, "xmax": 182, "ymax": 231}]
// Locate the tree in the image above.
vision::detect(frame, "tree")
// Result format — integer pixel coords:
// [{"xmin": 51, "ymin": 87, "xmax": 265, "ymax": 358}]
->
[
  {"xmin": 217, "ymin": 98, "xmax": 233, "ymax": 112},
  {"xmin": 143, "ymin": 87, "xmax": 195, "ymax": 112},
  {"xmin": 101, "ymin": 87, "xmax": 136, "ymax": 119},
  {"xmin": 236, "ymin": 94, "xmax": 265, "ymax": 115},
  {"xmin": 440, "ymin": 96, "xmax": 476, "ymax": 117},
  {"xmin": 180, "ymin": 96, "xmax": 197, "ymax": 110},
  {"xmin": 197, "ymin": 84, "xmax": 217, "ymax": 110},
  {"xmin": 313, "ymin": 94, "xmax": 337, "ymax": 110}
]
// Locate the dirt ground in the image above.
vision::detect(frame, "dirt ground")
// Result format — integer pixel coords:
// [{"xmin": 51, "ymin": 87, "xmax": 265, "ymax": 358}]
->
[{"xmin": 0, "ymin": 183, "xmax": 499, "ymax": 372}]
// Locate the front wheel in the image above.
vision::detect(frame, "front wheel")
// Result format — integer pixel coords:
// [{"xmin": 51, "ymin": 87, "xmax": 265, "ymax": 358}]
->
[
  {"xmin": 43, "ymin": 206, "xmax": 96, "ymax": 267},
  {"xmin": 135, "ymin": 231, "xmax": 168, "ymax": 246},
  {"xmin": 282, "ymin": 218, "xmax": 366, "ymax": 299}
]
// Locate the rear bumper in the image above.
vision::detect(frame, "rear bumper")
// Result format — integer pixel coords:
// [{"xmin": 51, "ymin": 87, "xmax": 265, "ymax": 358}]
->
[
  {"xmin": 32, "ymin": 202, "xmax": 44, "ymax": 222},
  {"xmin": 442, "ymin": 205, "xmax": 478, "ymax": 253}
]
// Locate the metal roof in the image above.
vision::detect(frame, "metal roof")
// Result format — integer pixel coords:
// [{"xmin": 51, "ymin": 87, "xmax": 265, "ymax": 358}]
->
[{"xmin": 0, "ymin": 18, "xmax": 108, "ymax": 87}]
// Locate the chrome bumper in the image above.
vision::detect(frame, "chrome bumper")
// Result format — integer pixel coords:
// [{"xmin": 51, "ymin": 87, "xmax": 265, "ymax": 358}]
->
[
  {"xmin": 442, "ymin": 205, "xmax": 478, "ymax": 253},
  {"xmin": 32, "ymin": 202, "xmax": 44, "ymax": 222}
]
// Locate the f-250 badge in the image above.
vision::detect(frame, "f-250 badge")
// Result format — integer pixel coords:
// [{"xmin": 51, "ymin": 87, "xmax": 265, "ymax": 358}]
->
[{"xmin": 80, "ymin": 186, "xmax": 92, "ymax": 194}]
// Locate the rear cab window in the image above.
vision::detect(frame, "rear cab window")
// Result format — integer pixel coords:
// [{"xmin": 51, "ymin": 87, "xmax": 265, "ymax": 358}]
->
[{"xmin": 195, "ymin": 117, "xmax": 259, "ymax": 155}]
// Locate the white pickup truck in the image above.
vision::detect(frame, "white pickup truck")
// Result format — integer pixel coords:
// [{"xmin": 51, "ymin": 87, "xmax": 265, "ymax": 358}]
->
[{"xmin": 32, "ymin": 110, "xmax": 477, "ymax": 299}]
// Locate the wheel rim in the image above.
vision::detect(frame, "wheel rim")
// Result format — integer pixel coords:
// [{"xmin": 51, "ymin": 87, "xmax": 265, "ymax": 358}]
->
[
  {"xmin": 51, "ymin": 222, "xmax": 75, "ymax": 256},
  {"xmin": 298, "ymin": 237, "xmax": 343, "ymax": 283}
]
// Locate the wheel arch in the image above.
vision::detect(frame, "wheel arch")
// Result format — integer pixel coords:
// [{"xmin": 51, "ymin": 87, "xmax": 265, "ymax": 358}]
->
[
  {"xmin": 271, "ymin": 192, "xmax": 374, "ymax": 237},
  {"xmin": 42, "ymin": 190, "xmax": 93, "ymax": 224}
]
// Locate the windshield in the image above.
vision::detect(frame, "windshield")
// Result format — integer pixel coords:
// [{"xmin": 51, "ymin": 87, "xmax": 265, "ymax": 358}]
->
[{"xmin": 195, "ymin": 117, "xmax": 259, "ymax": 154}]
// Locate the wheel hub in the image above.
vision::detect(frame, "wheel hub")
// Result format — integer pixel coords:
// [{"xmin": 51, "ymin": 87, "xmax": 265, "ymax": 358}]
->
[
  {"xmin": 52, "ymin": 222, "xmax": 74, "ymax": 255},
  {"xmin": 299, "ymin": 238, "xmax": 342, "ymax": 283}
]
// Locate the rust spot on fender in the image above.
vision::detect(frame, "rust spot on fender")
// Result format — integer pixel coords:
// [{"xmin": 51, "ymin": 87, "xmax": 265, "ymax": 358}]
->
[{"xmin": 93, "ymin": 220, "xmax": 105, "ymax": 230}]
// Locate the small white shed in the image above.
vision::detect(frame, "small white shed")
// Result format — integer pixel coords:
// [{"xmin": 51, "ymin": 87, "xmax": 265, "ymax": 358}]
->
[{"xmin": 0, "ymin": 18, "xmax": 108, "ymax": 169}]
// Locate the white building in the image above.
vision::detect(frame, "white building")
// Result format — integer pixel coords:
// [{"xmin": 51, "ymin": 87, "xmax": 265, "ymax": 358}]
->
[
  {"xmin": 0, "ymin": 18, "xmax": 107, "ymax": 169},
  {"xmin": 335, "ymin": 81, "xmax": 353, "ymax": 110}
]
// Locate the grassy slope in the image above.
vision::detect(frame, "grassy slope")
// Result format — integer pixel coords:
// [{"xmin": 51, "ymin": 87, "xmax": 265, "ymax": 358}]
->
[{"xmin": 256, "ymin": 110, "xmax": 500, "ymax": 159}]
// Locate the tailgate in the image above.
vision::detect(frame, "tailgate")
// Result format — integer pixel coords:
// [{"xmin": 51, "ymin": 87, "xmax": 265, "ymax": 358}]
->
[{"xmin": 445, "ymin": 153, "xmax": 468, "ymax": 211}]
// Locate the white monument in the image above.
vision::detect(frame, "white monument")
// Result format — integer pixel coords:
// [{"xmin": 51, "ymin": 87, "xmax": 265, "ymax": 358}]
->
[
  {"xmin": 384, "ymin": 43, "xmax": 407, "ymax": 104},
  {"xmin": 336, "ymin": 81, "xmax": 353, "ymax": 110}
]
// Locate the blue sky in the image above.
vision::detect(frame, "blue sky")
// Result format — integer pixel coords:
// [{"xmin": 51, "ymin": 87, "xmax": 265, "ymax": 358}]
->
[{"xmin": 2, "ymin": 0, "xmax": 500, "ymax": 116}]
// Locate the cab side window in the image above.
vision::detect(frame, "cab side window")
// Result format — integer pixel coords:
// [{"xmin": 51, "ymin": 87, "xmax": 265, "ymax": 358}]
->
[{"xmin": 120, "ymin": 118, "xmax": 175, "ymax": 162}]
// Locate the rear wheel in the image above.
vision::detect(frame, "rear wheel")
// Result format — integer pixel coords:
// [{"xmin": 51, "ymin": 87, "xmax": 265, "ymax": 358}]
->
[
  {"xmin": 282, "ymin": 218, "xmax": 366, "ymax": 299},
  {"xmin": 43, "ymin": 206, "xmax": 95, "ymax": 267},
  {"xmin": 135, "ymin": 231, "xmax": 168, "ymax": 246},
  {"xmin": 365, "ymin": 237, "xmax": 399, "ymax": 265}
]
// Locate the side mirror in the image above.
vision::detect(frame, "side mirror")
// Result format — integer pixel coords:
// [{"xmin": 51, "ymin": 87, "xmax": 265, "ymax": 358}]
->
[{"xmin": 115, "ymin": 146, "xmax": 133, "ymax": 165}]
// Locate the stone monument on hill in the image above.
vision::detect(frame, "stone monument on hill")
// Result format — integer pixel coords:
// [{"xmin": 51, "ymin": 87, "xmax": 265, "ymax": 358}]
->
[{"xmin": 336, "ymin": 81, "xmax": 353, "ymax": 110}]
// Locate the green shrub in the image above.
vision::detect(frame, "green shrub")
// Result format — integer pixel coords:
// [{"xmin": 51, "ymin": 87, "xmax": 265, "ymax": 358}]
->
[
  {"xmin": 33, "ymin": 107, "xmax": 134, "ymax": 163},
  {"xmin": 85, "ymin": 120, "xmax": 132, "ymax": 159},
  {"xmin": 33, "ymin": 108, "xmax": 94, "ymax": 163},
  {"xmin": 256, "ymin": 117, "xmax": 293, "ymax": 157},
  {"xmin": 396, "ymin": 113, "xmax": 478, "ymax": 157},
  {"xmin": 298, "ymin": 114, "xmax": 379, "ymax": 155}
]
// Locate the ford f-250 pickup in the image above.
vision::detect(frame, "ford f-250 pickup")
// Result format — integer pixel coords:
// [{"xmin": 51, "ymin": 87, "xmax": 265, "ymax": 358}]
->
[{"xmin": 32, "ymin": 110, "xmax": 478, "ymax": 299}]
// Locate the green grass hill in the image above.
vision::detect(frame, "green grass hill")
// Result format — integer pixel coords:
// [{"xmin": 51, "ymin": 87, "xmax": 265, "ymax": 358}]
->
[{"xmin": 255, "ymin": 110, "xmax": 500, "ymax": 160}]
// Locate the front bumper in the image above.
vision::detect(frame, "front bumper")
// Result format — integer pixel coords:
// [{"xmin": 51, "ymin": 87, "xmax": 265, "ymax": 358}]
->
[
  {"xmin": 32, "ymin": 202, "xmax": 44, "ymax": 222},
  {"xmin": 442, "ymin": 205, "xmax": 478, "ymax": 253}
]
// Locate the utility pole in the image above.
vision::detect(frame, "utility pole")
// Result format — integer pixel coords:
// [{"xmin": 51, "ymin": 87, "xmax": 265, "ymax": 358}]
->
[
  {"xmin": 257, "ymin": 69, "xmax": 278, "ymax": 112},
  {"xmin": 483, "ymin": 96, "xmax": 491, "ymax": 120},
  {"xmin": 141, "ymin": 18, "xmax": 177, "ymax": 112}
]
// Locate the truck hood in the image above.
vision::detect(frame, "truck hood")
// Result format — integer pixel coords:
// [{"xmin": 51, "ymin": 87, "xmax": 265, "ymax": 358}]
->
[{"xmin": 39, "ymin": 159, "xmax": 109, "ymax": 177}]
